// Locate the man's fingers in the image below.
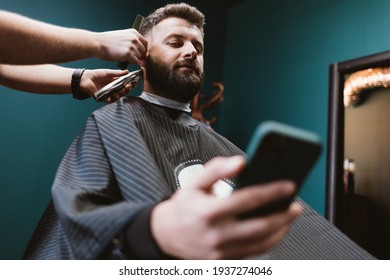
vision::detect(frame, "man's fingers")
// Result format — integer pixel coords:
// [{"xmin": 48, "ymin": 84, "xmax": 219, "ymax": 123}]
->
[
  {"xmin": 219, "ymin": 223, "xmax": 292, "ymax": 259},
  {"xmin": 188, "ymin": 156, "xmax": 245, "ymax": 192},
  {"xmin": 221, "ymin": 202, "xmax": 302, "ymax": 243},
  {"xmin": 203, "ymin": 203, "xmax": 302, "ymax": 259},
  {"xmin": 212, "ymin": 180, "xmax": 296, "ymax": 219}
]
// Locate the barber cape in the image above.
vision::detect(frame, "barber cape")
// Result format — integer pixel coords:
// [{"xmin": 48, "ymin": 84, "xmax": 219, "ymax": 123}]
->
[{"xmin": 23, "ymin": 97, "xmax": 374, "ymax": 260}]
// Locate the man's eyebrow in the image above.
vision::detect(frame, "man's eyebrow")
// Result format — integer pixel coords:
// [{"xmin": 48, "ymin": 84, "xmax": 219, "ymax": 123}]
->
[
  {"xmin": 164, "ymin": 33, "xmax": 203, "ymax": 43},
  {"xmin": 164, "ymin": 33, "xmax": 204, "ymax": 49},
  {"xmin": 164, "ymin": 33, "xmax": 185, "ymax": 40}
]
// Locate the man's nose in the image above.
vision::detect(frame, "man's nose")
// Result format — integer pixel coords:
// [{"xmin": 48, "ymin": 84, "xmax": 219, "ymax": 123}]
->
[{"xmin": 183, "ymin": 42, "xmax": 197, "ymax": 60}]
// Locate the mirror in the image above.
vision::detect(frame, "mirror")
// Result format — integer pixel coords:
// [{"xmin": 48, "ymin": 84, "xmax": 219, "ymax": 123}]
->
[{"xmin": 327, "ymin": 50, "xmax": 390, "ymax": 259}]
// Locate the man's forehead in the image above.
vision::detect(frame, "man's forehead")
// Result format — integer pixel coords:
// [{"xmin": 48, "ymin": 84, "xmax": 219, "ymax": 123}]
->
[{"xmin": 149, "ymin": 17, "xmax": 203, "ymax": 41}]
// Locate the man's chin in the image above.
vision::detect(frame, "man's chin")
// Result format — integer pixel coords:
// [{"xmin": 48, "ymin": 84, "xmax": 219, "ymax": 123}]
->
[{"xmin": 176, "ymin": 75, "xmax": 202, "ymax": 87}]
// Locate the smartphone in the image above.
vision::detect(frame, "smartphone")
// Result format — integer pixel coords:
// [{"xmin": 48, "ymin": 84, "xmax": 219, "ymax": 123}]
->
[{"xmin": 236, "ymin": 120, "xmax": 322, "ymax": 217}]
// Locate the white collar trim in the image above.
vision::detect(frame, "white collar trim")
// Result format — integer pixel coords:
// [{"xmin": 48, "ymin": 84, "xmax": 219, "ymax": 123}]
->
[{"xmin": 138, "ymin": 91, "xmax": 191, "ymax": 113}]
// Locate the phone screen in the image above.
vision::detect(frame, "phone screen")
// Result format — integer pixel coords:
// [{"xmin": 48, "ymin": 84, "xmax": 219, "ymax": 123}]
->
[{"xmin": 236, "ymin": 121, "xmax": 322, "ymax": 217}]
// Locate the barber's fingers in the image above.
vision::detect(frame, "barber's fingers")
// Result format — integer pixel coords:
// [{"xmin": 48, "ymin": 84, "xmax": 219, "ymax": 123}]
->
[
  {"xmin": 189, "ymin": 156, "xmax": 245, "ymax": 192},
  {"xmin": 139, "ymin": 33, "xmax": 148, "ymax": 48},
  {"xmin": 105, "ymin": 93, "xmax": 122, "ymax": 103},
  {"xmin": 94, "ymin": 69, "xmax": 129, "ymax": 81},
  {"xmin": 126, "ymin": 81, "xmax": 138, "ymax": 90},
  {"xmin": 106, "ymin": 69, "xmax": 129, "ymax": 77},
  {"xmin": 135, "ymin": 32, "xmax": 148, "ymax": 54},
  {"xmin": 127, "ymin": 31, "xmax": 148, "ymax": 64}
]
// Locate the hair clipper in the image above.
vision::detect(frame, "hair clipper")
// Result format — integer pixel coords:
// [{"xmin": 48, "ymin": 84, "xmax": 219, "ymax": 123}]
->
[{"xmin": 93, "ymin": 69, "xmax": 142, "ymax": 102}]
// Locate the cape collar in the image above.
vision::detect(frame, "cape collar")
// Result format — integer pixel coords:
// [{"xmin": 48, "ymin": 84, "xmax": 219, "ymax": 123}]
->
[{"xmin": 138, "ymin": 91, "xmax": 191, "ymax": 113}]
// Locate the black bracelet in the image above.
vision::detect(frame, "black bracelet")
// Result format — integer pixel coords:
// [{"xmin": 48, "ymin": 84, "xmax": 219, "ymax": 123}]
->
[{"xmin": 71, "ymin": 68, "xmax": 90, "ymax": 100}]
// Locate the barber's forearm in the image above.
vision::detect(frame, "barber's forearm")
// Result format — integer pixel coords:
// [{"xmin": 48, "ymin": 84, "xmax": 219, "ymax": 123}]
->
[
  {"xmin": 0, "ymin": 64, "xmax": 73, "ymax": 94},
  {"xmin": 0, "ymin": 11, "xmax": 100, "ymax": 65}
]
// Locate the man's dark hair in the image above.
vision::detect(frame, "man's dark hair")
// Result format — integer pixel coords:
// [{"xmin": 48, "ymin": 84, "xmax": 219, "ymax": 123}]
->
[{"xmin": 140, "ymin": 3, "xmax": 205, "ymax": 36}]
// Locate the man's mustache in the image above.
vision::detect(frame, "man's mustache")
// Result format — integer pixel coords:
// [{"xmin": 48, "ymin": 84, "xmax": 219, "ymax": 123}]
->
[{"xmin": 174, "ymin": 60, "xmax": 201, "ymax": 75}]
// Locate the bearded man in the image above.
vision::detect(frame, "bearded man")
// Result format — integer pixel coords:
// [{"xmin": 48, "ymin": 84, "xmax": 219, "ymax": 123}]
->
[{"xmin": 24, "ymin": 3, "xmax": 373, "ymax": 260}]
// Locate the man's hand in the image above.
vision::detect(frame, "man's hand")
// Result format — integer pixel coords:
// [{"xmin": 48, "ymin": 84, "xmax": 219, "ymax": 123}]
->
[{"xmin": 151, "ymin": 156, "xmax": 302, "ymax": 259}]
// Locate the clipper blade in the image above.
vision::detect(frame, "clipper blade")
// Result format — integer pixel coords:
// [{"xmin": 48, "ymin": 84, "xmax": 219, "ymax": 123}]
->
[{"xmin": 94, "ymin": 69, "xmax": 142, "ymax": 102}]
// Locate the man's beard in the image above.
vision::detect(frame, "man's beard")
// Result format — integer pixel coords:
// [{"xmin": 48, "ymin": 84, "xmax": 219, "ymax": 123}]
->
[{"xmin": 145, "ymin": 54, "xmax": 205, "ymax": 103}]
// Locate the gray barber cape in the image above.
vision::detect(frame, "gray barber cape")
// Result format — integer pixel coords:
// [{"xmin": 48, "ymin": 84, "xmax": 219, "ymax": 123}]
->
[{"xmin": 23, "ymin": 97, "xmax": 374, "ymax": 260}]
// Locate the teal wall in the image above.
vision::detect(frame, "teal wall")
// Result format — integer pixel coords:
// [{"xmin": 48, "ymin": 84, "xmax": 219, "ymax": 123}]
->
[
  {"xmin": 219, "ymin": 0, "xmax": 390, "ymax": 216},
  {"xmin": 0, "ymin": 0, "xmax": 228, "ymax": 259}
]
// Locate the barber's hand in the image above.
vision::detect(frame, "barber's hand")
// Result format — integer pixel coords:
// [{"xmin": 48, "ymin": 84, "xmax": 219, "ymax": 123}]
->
[
  {"xmin": 151, "ymin": 156, "xmax": 302, "ymax": 260},
  {"xmin": 98, "ymin": 29, "xmax": 148, "ymax": 64},
  {"xmin": 80, "ymin": 69, "xmax": 137, "ymax": 103}
]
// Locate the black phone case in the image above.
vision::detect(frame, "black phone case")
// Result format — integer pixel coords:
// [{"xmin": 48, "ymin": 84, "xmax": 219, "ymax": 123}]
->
[{"xmin": 236, "ymin": 121, "xmax": 322, "ymax": 217}]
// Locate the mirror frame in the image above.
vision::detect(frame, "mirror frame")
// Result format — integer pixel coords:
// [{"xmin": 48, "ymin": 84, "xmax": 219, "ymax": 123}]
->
[{"xmin": 326, "ymin": 50, "xmax": 390, "ymax": 225}]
